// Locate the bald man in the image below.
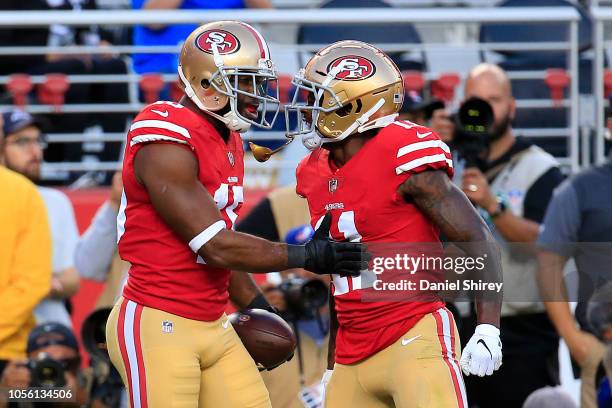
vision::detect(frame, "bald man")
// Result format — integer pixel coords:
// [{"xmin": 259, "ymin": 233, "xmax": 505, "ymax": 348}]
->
[{"xmin": 451, "ymin": 64, "xmax": 565, "ymax": 408}]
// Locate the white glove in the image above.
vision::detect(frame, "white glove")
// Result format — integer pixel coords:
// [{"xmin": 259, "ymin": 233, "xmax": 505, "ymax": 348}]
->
[
  {"xmin": 460, "ymin": 324, "xmax": 502, "ymax": 377},
  {"xmin": 320, "ymin": 369, "xmax": 333, "ymax": 406}
]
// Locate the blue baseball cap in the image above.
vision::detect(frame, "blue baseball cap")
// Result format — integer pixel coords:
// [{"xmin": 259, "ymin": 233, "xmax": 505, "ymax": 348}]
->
[
  {"xmin": 27, "ymin": 322, "xmax": 79, "ymax": 354},
  {"xmin": 2, "ymin": 109, "xmax": 44, "ymax": 137}
]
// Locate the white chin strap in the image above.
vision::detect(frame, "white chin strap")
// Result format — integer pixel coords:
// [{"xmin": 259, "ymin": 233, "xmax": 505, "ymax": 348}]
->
[
  {"xmin": 318, "ymin": 98, "xmax": 391, "ymax": 146},
  {"xmin": 177, "ymin": 45, "xmax": 251, "ymax": 133}
]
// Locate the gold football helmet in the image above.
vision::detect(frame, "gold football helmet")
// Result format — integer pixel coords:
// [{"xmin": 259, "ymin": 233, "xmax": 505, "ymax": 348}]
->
[
  {"xmin": 285, "ymin": 40, "xmax": 404, "ymax": 149},
  {"xmin": 178, "ymin": 21, "xmax": 279, "ymax": 133}
]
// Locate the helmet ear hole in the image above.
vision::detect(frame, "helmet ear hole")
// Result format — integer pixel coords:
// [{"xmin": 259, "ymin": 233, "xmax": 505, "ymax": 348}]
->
[
  {"xmin": 335, "ymin": 103, "xmax": 353, "ymax": 118},
  {"xmin": 201, "ymin": 79, "xmax": 211, "ymax": 89}
]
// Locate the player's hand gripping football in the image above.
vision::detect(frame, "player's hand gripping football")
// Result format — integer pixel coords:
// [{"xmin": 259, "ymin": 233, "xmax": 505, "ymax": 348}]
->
[
  {"xmin": 288, "ymin": 213, "xmax": 370, "ymax": 276},
  {"xmin": 460, "ymin": 324, "xmax": 503, "ymax": 377}
]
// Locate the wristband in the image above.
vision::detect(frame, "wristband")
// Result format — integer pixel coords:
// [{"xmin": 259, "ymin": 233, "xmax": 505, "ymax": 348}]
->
[
  {"xmin": 287, "ymin": 244, "xmax": 306, "ymax": 269},
  {"xmin": 246, "ymin": 293, "xmax": 276, "ymax": 314},
  {"xmin": 475, "ymin": 323, "xmax": 500, "ymax": 337}
]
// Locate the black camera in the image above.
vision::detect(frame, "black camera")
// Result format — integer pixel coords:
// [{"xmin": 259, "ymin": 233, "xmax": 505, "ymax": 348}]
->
[
  {"xmin": 452, "ymin": 97, "xmax": 495, "ymax": 168},
  {"xmin": 81, "ymin": 307, "xmax": 124, "ymax": 407},
  {"xmin": 28, "ymin": 353, "xmax": 67, "ymax": 388},
  {"xmin": 278, "ymin": 278, "xmax": 328, "ymax": 321}
]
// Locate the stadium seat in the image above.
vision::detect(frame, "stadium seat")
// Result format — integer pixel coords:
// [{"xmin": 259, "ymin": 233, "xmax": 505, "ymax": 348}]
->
[
  {"xmin": 38, "ymin": 74, "xmax": 70, "ymax": 111},
  {"xmin": 296, "ymin": 0, "xmax": 425, "ymax": 72},
  {"xmin": 7, "ymin": 74, "xmax": 33, "ymax": 107},
  {"xmin": 431, "ymin": 73, "xmax": 461, "ymax": 104},
  {"xmin": 140, "ymin": 74, "xmax": 165, "ymax": 105}
]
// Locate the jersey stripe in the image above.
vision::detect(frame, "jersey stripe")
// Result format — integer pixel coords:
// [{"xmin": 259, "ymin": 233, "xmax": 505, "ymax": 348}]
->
[
  {"xmin": 130, "ymin": 134, "xmax": 189, "ymax": 147},
  {"xmin": 130, "ymin": 120, "xmax": 191, "ymax": 139},
  {"xmin": 395, "ymin": 154, "xmax": 454, "ymax": 174},
  {"xmin": 434, "ymin": 308, "xmax": 468, "ymax": 408},
  {"xmin": 117, "ymin": 190, "xmax": 128, "ymax": 243},
  {"xmin": 397, "ymin": 140, "xmax": 451, "ymax": 157}
]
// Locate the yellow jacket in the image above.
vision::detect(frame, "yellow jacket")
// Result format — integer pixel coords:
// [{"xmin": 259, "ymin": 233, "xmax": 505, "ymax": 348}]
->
[{"xmin": 0, "ymin": 167, "xmax": 52, "ymax": 359}]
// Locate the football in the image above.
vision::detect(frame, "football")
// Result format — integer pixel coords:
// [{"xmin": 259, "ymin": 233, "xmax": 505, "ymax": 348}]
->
[{"xmin": 228, "ymin": 309, "xmax": 297, "ymax": 370}]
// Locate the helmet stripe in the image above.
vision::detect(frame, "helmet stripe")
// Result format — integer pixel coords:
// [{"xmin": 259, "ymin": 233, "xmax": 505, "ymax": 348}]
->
[{"xmin": 239, "ymin": 22, "xmax": 268, "ymax": 60}]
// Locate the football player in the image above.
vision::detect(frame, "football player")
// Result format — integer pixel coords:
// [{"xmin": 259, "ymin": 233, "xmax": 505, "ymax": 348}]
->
[
  {"xmin": 285, "ymin": 41, "xmax": 504, "ymax": 408},
  {"xmin": 105, "ymin": 22, "xmax": 367, "ymax": 408}
]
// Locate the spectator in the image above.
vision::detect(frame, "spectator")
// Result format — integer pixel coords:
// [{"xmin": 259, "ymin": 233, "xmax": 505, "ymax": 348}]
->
[
  {"xmin": 2, "ymin": 109, "xmax": 80, "ymax": 328},
  {"xmin": 0, "ymin": 323, "xmax": 98, "ymax": 407},
  {"xmin": 537, "ymin": 145, "xmax": 612, "ymax": 404},
  {"xmin": 522, "ymin": 386, "xmax": 577, "ymax": 408},
  {"xmin": 0, "ymin": 115, "xmax": 52, "ymax": 381},
  {"xmin": 429, "ymin": 102, "xmax": 455, "ymax": 144},
  {"xmin": 456, "ymin": 63, "xmax": 565, "ymax": 408},
  {"xmin": 132, "ymin": 0, "xmax": 273, "ymax": 77},
  {"xmin": 236, "ymin": 185, "xmax": 328, "ymax": 408},
  {"xmin": 0, "ymin": 0, "xmax": 130, "ymax": 167},
  {"xmin": 75, "ymin": 171, "xmax": 130, "ymax": 308},
  {"xmin": 397, "ymin": 90, "xmax": 443, "ymax": 128}
]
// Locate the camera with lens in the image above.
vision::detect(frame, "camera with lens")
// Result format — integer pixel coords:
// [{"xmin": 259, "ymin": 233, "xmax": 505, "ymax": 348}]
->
[
  {"xmin": 452, "ymin": 97, "xmax": 495, "ymax": 168},
  {"xmin": 81, "ymin": 307, "xmax": 124, "ymax": 407},
  {"xmin": 28, "ymin": 353, "xmax": 67, "ymax": 388},
  {"xmin": 278, "ymin": 277, "xmax": 328, "ymax": 321}
]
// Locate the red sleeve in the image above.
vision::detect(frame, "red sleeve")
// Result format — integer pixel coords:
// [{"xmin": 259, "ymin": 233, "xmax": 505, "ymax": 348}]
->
[
  {"xmin": 390, "ymin": 121, "xmax": 454, "ymax": 179},
  {"xmin": 128, "ymin": 102, "xmax": 194, "ymax": 150}
]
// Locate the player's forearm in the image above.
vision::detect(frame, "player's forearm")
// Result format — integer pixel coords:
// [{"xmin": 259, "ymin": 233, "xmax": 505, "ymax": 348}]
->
[
  {"xmin": 200, "ymin": 230, "xmax": 291, "ymax": 272},
  {"xmin": 229, "ymin": 271, "xmax": 265, "ymax": 309}
]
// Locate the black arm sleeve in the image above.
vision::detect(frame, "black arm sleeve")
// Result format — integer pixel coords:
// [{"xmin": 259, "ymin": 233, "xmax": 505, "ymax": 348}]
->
[
  {"xmin": 523, "ymin": 166, "xmax": 565, "ymax": 223},
  {"xmin": 235, "ymin": 198, "xmax": 280, "ymax": 242}
]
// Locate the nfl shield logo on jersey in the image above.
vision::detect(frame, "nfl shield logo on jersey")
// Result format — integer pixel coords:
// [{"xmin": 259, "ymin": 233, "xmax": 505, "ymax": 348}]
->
[
  {"xmin": 227, "ymin": 152, "xmax": 235, "ymax": 167},
  {"xmin": 162, "ymin": 320, "xmax": 173, "ymax": 333},
  {"xmin": 329, "ymin": 178, "xmax": 338, "ymax": 193}
]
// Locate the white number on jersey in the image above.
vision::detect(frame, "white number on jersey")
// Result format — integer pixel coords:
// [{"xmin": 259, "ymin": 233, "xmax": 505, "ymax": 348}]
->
[
  {"xmin": 331, "ymin": 210, "xmax": 369, "ymax": 296},
  {"xmin": 196, "ymin": 183, "xmax": 244, "ymax": 264}
]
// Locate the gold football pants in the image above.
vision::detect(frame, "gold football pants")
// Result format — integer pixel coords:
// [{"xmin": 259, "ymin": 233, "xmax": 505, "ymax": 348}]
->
[
  {"xmin": 106, "ymin": 297, "xmax": 271, "ymax": 408},
  {"xmin": 326, "ymin": 307, "xmax": 467, "ymax": 408}
]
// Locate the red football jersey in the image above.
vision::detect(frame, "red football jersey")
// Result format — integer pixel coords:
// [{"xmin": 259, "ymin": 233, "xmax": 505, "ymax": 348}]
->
[
  {"xmin": 296, "ymin": 120, "xmax": 453, "ymax": 364},
  {"xmin": 118, "ymin": 101, "xmax": 244, "ymax": 321}
]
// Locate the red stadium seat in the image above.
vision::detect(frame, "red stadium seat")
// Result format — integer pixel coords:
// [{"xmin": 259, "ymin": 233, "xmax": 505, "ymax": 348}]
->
[
  {"xmin": 545, "ymin": 69, "xmax": 570, "ymax": 106},
  {"xmin": 402, "ymin": 71, "xmax": 425, "ymax": 93},
  {"xmin": 604, "ymin": 70, "xmax": 612, "ymax": 99},
  {"xmin": 38, "ymin": 74, "xmax": 70, "ymax": 111},
  {"xmin": 7, "ymin": 74, "xmax": 33, "ymax": 108},
  {"xmin": 277, "ymin": 73, "xmax": 293, "ymax": 104},
  {"xmin": 140, "ymin": 74, "xmax": 165, "ymax": 105},
  {"xmin": 431, "ymin": 73, "xmax": 461, "ymax": 103}
]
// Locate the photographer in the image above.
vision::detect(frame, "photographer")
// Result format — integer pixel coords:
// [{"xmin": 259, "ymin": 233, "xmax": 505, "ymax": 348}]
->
[
  {"xmin": 0, "ymin": 323, "xmax": 88, "ymax": 407},
  {"xmin": 450, "ymin": 63, "xmax": 565, "ymax": 408}
]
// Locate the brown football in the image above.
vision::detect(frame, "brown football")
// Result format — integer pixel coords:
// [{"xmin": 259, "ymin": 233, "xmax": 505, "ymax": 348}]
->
[{"xmin": 228, "ymin": 309, "xmax": 297, "ymax": 370}]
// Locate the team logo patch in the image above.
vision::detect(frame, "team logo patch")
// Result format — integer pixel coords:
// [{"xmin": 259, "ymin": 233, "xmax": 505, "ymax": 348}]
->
[
  {"xmin": 196, "ymin": 30, "xmax": 241, "ymax": 55},
  {"xmin": 329, "ymin": 178, "xmax": 338, "ymax": 193},
  {"xmin": 328, "ymin": 56, "xmax": 376, "ymax": 81},
  {"xmin": 162, "ymin": 320, "xmax": 173, "ymax": 333}
]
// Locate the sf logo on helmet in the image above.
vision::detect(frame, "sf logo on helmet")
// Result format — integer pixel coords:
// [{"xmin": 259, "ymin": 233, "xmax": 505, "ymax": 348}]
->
[
  {"xmin": 329, "ymin": 56, "xmax": 376, "ymax": 81},
  {"xmin": 196, "ymin": 30, "xmax": 241, "ymax": 55}
]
